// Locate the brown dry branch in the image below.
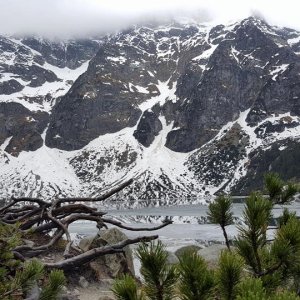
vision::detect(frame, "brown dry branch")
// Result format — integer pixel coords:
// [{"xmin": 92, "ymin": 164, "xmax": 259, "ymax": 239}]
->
[
  {"xmin": 44, "ymin": 235, "xmax": 158, "ymax": 270},
  {"xmin": 0, "ymin": 179, "xmax": 172, "ymax": 269}
]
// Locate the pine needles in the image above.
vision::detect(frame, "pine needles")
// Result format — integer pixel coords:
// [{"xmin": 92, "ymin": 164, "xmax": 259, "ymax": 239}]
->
[{"xmin": 136, "ymin": 241, "xmax": 178, "ymax": 300}]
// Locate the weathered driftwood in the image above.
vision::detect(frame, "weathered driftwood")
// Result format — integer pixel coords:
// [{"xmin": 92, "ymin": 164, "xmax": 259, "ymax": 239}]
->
[{"xmin": 0, "ymin": 179, "xmax": 172, "ymax": 269}]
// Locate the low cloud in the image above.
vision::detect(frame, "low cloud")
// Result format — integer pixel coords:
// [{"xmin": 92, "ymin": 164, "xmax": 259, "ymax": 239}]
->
[{"xmin": 0, "ymin": 0, "xmax": 299, "ymax": 38}]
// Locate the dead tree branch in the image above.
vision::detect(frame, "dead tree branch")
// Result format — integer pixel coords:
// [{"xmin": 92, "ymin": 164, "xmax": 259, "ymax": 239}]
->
[
  {"xmin": 102, "ymin": 218, "xmax": 173, "ymax": 231},
  {"xmin": 44, "ymin": 235, "xmax": 158, "ymax": 270},
  {"xmin": 0, "ymin": 179, "xmax": 170, "ymax": 271}
]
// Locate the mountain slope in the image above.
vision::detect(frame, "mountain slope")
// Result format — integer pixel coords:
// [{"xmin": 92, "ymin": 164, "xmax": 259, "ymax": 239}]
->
[{"xmin": 0, "ymin": 17, "xmax": 300, "ymax": 204}]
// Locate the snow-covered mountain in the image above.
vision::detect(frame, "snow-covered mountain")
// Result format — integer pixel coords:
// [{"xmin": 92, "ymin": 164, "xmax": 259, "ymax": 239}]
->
[{"xmin": 0, "ymin": 17, "xmax": 300, "ymax": 205}]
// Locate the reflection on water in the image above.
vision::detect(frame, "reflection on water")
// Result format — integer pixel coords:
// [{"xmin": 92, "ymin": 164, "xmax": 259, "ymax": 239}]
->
[{"xmin": 105, "ymin": 201, "xmax": 300, "ymax": 218}]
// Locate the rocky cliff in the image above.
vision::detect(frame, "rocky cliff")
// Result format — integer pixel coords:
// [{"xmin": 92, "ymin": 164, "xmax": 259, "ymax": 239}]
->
[{"xmin": 0, "ymin": 17, "xmax": 299, "ymax": 204}]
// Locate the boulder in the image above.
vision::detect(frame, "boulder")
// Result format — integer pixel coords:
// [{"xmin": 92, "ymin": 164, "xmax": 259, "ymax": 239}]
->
[
  {"xmin": 25, "ymin": 282, "xmax": 40, "ymax": 300},
  {"xmin": 79, "ymin": 228, "xmax": 135, "ymax": 280},
  {"xmin": 197, "ymin": 244, "xmax": 228, "ymax": 267},
  {"xmin": 175, "ymin": 245, "xmax": 202, "ymax": 258},
  {"xmin": 78, "ymin": 236, "xmax": 94, "ymax": 252},
  {"xmin": 166, "ymin": 251, "xmax": 179, "ymax": 265},
  {"xmin": 78, "ymin": 276, "xmax": 89, "ymax": 288},
  {"xmin": 133, "ymin": 110, "xmax": 162, "ymax": 147}
]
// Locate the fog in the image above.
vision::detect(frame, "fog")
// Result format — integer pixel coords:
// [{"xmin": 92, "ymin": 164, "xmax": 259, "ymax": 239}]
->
[{"xmin": 0, "ymin": 0, "xmax": 300, "ymax": 38}]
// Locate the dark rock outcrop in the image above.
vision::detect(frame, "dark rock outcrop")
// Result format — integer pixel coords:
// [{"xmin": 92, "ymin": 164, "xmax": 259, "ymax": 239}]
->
[
  {"xmin": 166, "ymin": 18, "xmax": 298, "ymax": 152},
  {"xmin": 0, "ymin": 79, "xmax": 24, "ymax": 95},
  {"xmin": 21, "ymin": 38, "xmax": 102, "ymax": 69},
  {"xmin": 232, "ymin": 139, "xmax": 300, "ymax": 195},
  {"xmin": 133, "ymin": 110, "xmax": 162, "ymax": 147},
  {"xmin": 0, "ymin": 103, "xmax": 48, "ymax": 156}
]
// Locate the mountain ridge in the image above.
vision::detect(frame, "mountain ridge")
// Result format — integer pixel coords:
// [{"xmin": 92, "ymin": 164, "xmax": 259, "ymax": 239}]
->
[{"xmin": 0, "ymin": 16, "xmax": 299, "ymax": 205}]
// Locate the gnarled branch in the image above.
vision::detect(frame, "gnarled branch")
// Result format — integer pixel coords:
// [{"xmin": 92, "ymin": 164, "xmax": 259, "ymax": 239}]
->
[
  {"xmin": 0, "ymin": 179, "xmax": 172, "ymax": 272},
  {"xmin": 44, "ymin": 235, "xmax": 158, "ymax": 270}
]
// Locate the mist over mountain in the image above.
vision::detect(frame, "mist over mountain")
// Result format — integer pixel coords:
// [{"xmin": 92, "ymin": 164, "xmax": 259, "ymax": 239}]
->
[{"xmin": 1, "ymin": 0, "xmax": 300, "ymax": 38}]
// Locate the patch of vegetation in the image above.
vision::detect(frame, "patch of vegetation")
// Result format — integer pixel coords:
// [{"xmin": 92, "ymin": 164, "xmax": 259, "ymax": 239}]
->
[
  {"xmin": 0, "ymin": 223, "xmax": 65, "ymax": 300},
  {"xmin": 112, "ymin": 173, "xmax": 300, "ymax": 299}
]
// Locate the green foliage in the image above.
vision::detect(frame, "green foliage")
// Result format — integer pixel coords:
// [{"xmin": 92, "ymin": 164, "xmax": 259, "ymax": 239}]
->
[
  {"xmin": 236, "ymin": 278, "xmax": 300, "ymax": 300},
  {"xmin": 277, "ymin": 208, "xmax": 297, "ymax": 228},
  {"xmin": 177, "ymin": 249, "xmax": 215, "ymax": 300},
  {"xmin": 235, "ymin": 192, "xmax": 272, "ymax": 274},
  {"xmin": 207, "ymin": 195, "xmax": 234, "ymax": 227},
  {"xmin": 236, "ymin": 278, "xmax": 267, "ymax": 300},
  {"xmin": 208, "ymin": 195, "xmax": 234, "ymax": 249},
  {"xmin": 136, "ymin": 241, "xmax": 178, "ymax": 300},
  {"xmin": 0, "ymin": 223, "xmax": 22, "ymax": 297},
  {"xmin": 264, "ymin": 173, "xmax": 284, "ymax": 202},
  {"xmin": 112, "ymin": 173, "xmax": 300, "ymax": 299},
  {"xmin": 280, "ymin": 183, "xmax": 299, "ymax": 205},
  {"xmin": 40, "ymin": 269, "xmax": 66, "ymax": 300},
  {"xmin": 234, "ymin": 175, "xmax": 300, "ymax": 295},
  {"xmin": 236, "ymin": 279, "xmax": 300, "ymax": 300},
  {"xmin": 271, "ymin": 291, "xmax": 300, "ymax": 300},
  {"xmin": 0, "ymin": 222, "xmax": 66, "ymax": 300},
  {"xmin": 0, "ymin": 222, "xmax": 21, "ymax": 268},
  {"xmin": 13, "ymin": 259, "xmax": 44, "ymax": 292},
  {"xmin": 239, "ymin": 192, "xmax": 272, "ymax": 242},
  {"xmin": 264, "ymin": 173, "xmax": 298, "ymax": 205},
  {"xmin": 112, "ymin": 274, "xmax": 143, "ymax": 300},
  {"xmin": 217, "ymin": 250, "xmax": 244, "ymax": 300},
  {"xmin": 271, "ymin": 217, "xmax": 300, "ymax": 270}
]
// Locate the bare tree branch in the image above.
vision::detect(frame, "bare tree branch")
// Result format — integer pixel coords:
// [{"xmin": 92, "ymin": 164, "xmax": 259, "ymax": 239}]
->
[
  {"xmin": 44, "ymin": 235, "xmax": 158, "ymax": 270},
  {"xmin": 102, "ymin": 218, "xmax": 173, "ymax": 231},
  {"xmin": 0, "ymin": 179, "xmax": 172, "ymax": 273},
  {"xmin": 57, "ymin": 179, "xmax": 133, "ymax": 203}
]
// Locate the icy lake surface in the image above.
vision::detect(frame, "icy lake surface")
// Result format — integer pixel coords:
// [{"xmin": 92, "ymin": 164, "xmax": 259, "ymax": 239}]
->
[{"xmin": 69, "ymin": 201, "xmax": 300, "ymax": 250}]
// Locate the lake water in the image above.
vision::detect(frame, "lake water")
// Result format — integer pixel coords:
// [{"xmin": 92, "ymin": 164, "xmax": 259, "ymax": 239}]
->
[{"xmin": 69, "ymin": 201, "xmax": 300, "ymax": 249}]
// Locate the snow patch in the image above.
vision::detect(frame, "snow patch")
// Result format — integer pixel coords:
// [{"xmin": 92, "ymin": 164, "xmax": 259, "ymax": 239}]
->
[
  {"xmin": 138, "ymin": 81, "xmax": 176, "ymax": 111},
  {"xmin": 270, "ymin": 64, "xmax": 289, "ymax": 81},
  {"xmin": 107, "ymin": 56, "xmax": 127, "ymax": 63},
  {"xmin": 0, "ymin": 61, "xmax": 90, "ymax": 112},
  {"xmin": 192, "ymin": 44, "xmax": 217, "ymax": 61},
  {"xmin": 288, "ymin": 36, "xmax": 300, "ymax": 46}
]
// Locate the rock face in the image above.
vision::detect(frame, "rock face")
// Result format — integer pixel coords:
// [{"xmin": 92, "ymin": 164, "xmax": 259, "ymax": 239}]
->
[
  {"xmin": 0, "ymin": 35, "xmax": 101, "ymax": 112},
  {"xmin": 231, "ymin": 139, "xmax": 300, "ymax": 194},
  {"xmin": 166, "ymin": 19, "xmax": 299, "ymax": 152},
  {"xmin": 0, "ymin": 79, "xmax": 23, "ymax": 95},
  {"xmin": 0, "ymin": 16, "xmax": 300, "ymax": 201},
  {"xmin": 133, "ymin": 110, "xmax": 162, "ymax": 147},
  {"xmin": 0, "ymin": 102, "xmax": 48, "ymax": 156},
  {"xmin": 45, "ymin": 64, "xmax": 142, "ymax": 149},
  {"xmin": 78, "ymin": 228, "xmax": 135, "ymax": 280},
  {"xmin": 21, "ymin": 38, "xmax": 101, "ymax": 69}
]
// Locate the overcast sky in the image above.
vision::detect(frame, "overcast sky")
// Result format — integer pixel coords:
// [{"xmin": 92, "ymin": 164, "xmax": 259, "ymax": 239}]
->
[{"xmin": 0, "ymin": 0, "xmax": 299, "ymax": 37}]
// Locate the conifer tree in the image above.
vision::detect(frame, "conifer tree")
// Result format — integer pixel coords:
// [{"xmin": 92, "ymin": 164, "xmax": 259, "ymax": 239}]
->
[
  {"xmin": 236, "ymin": 277, "xmax": 266, "ymax": 300},
  {"xmin": 207, "ymin": 195, "xmax": 234, "ymax": 250},
  {"xmin": 264, "ymin": 172, "xmax": 298, "ymax": 205},
  {"xmin": 40, "ymin": 269, "xmax": 66, "ymax": 300},
  {"xmin": 136, "ymin": 241, "xmax": 178, "ymax": 300},
  {"xmin": 112, "ymin": 173, "xmax": 300, "ymax": 299},
  {"xmin": 217, "ymin": 250, "xmax": 244, "ymax": 300},
  {"xmin": 112, "ymin": 274, "xmax": 143, "ymax": 300},
  {"xmin": 177, "ymin": 249, "xmax": 215, "ymax": 300},
  {"xmin": 235, "ymin": 192, "xmax": 272, "ymax": 275}
]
